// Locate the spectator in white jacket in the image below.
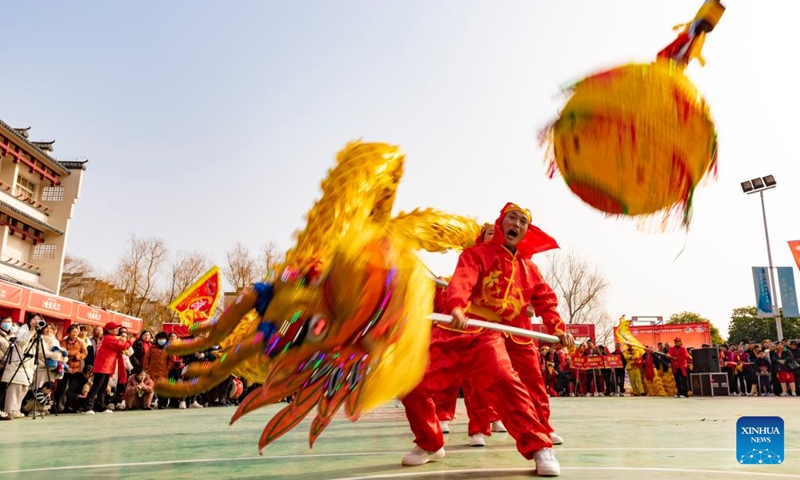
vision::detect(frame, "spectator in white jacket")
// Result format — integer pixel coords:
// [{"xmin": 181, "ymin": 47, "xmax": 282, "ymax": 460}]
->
[
  {"xmin": 35, "ymin": 324, "xmax": 66, "ymax": 389},
  {"xmin": 1, "ymin": 314, "xmax": 40, "ymax": 418}
]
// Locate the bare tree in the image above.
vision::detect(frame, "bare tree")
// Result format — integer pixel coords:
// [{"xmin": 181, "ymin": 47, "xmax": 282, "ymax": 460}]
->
[
  {"xmin": 113, "ymin": 236, "xmax": 168, "ymax": 318},
  {"xmin": 543, "ymin": 248, "xmax": 610, "ymax": 324},
  {"xmin": 259, "ymin": 241, "xmax": 284, "ymax": 281},
  {"xmin": 224, "ymin": 243, "xmax": 259, "ymax": 291},
  {"xmin": 543, "ymin": 248, "xmax": 615, "ymax": 346},
  {"xmin": 166, "ymin": 250, "xmax": 212, "ymax": 303},
  {"xmin": 61, "ymin": 255, "xmax": 95, "ymax": 291}
]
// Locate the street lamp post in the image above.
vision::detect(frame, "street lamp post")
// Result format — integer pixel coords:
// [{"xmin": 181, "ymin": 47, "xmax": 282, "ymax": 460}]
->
[{"xmin": 741, "ymin": 175, "xmax": 784, "ymax": 340}]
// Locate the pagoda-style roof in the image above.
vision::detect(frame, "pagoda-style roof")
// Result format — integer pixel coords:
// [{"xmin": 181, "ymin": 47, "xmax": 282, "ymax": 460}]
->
[
  {"xmin": 0, "ymin": 119, "xmax": 70, "ymax": 176},
  {"xmin": 0, "ymin": 198, "xmax": 64, "ymax": 235},
  {"xmin": 60, "ymin": 159, "xmax": 88, "ymax": 170},
  {"xmin": 31, "ymin": 140, "xmax": 55, "ymax": 153},
  {"xmin": 13, "ymin": 127, "xmax": 30, "ymax": 138}
]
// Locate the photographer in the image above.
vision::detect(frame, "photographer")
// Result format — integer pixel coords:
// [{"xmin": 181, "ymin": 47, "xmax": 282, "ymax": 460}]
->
[{"xmin": 1, "ymin": 314, "xmax": 39, "ymax": 418}]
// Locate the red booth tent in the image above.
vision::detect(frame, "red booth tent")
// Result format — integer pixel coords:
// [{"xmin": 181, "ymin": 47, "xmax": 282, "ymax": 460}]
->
[{"xmin": 0, "ymin": 279, "xmax": 143, "ymax": 336}]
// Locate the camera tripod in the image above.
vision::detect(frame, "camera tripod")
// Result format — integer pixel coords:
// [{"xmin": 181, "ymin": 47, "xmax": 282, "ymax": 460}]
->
[{"xmin": 0, "ymin": 327, "xmax": 57, "ymax": 420}]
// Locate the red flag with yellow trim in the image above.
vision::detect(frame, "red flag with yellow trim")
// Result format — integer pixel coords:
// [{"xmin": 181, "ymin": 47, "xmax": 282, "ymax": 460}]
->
[{"xmin": 168, "ymin": 266, "xmax": 222, "ymax": 326}]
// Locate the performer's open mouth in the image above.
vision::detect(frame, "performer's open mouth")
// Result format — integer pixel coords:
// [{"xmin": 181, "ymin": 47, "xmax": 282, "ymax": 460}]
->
[{"xmin": 506, "ymin": 228, "xmax": 519, "ymax": 239}]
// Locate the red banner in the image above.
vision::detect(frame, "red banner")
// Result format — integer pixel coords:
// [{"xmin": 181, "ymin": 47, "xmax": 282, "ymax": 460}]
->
[
  {"xmin": 570, "ymin": 354, "xmax": 623, "ymax": 369},
  {"xmin": 0, "ymin": 282, "xmax": 23, "ymax": 307},
  {"xmin": 112, "ymin": 313, "xmax": 143, "ymax": 334},
  {"xmin": 530, "ymin": 323, "xmax": 596, "ymax": 343},
  {"xmin": 28, "ymin": 291, "xmax": 74, "ymax": 318},
  {"xmin": 618, "ymin": 322, "xmax": 711, "ymax": 348},
  {"xmin": 75, "ymin": 304, "xmax": 111, "ymax": 327}
]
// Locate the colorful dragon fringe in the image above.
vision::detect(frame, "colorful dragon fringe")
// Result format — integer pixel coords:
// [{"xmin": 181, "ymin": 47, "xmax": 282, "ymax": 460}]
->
[{"xmin": 155, "ymin": 141, "xmax": 480, "ymax": 452}]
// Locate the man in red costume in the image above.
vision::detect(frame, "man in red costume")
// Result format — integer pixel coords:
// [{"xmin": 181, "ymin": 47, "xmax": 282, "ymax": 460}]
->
[
  {"xmin": 453, "ymin": 224, "xmax": 564, "ymax": 447},
  {"xmin": 432, "ymin": 224, "xmax": 505, "ymax": 443},
  {"xmin": 401, "ymin": 203, "xmax": 573, "ymax": 477},
  {"xmin": 668, "ymin": 337, "xmax": 689, "ymax": 398}
]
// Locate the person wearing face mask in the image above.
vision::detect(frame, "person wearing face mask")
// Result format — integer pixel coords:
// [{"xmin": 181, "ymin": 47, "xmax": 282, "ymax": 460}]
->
[
  {"xmin": 0, "ymin": 316, "xmax": 15, "ymax": 419},
  {"xmin": 2, "ymin": 314, "xmax": 39, "ymax": 418},
  {"xmin": 401, "ymin": 203, "xmax": 573, "ymax": 476},
  {"xmin": 143, "ymin": 332, "xmax": 170, "ymax": 408},
  {"xmin": 0, "ymin": 316, "xmax": 14, "ymax": 374}
]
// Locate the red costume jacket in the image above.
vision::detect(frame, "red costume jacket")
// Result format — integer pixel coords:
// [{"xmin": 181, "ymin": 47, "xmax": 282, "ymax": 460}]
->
[
  {"xmin": 444, "ymin": 242, "xmax": 564, "ymax": 336},
  {"xmin": 667, "ymin": 345, "xmax": 689, "ymax": 375},
  {"xmin": 93, "ymin": 335, "xmax": 133, "ymax": 383}
]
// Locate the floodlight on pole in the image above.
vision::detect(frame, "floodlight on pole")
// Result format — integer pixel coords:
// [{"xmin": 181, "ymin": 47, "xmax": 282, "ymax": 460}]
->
[{"xmin": 741, "ymin": 175, "xmax": 783, "ymax": 340}]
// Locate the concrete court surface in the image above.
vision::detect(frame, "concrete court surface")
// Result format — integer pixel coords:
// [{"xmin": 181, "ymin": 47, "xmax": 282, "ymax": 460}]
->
[{"xmin": 1, "ymin": 396, "xmax": 798, "ymax": 479}]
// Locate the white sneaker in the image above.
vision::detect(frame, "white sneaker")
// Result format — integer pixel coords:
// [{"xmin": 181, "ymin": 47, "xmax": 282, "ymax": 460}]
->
[
  {"xmin": 101, "ymin": 409, "xmax": 113, "ymax": 414},
  {"xmin": 470, "ymin": 433, "xmax": 486, "ymax": 447},
  {"xmin": 81, "ymin": 410, "xmax": 96, "ymax": 415},
  {"xmin": 190, "ymin": 401, "xmax": 203, "ymax": 409},
  {"xmin": 179, "ymin": 400, "xmax": 187, "ymax": 409},
  {"xmin": 533, "ymin": 447, "xmax": 561, "ymax": 476},
  {"xmin": 550, "ymin": 432, "xmax": 564, "ymax": 445},
  {"xmin": 439, "ymin": 421, "xmax": 450, "ymax": 434},
  {"xmin": 401, "ymin": 446, "xmax": 445, "ymax": 466},
  {"xmin": 491, "ymin": 420, "xmax": 507, "ymax": 432}
]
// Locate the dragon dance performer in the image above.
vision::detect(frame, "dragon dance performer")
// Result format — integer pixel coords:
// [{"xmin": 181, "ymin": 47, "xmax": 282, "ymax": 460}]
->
[
  {"xmin": 401, "ymin": 203, "xmax": 573, "ymax": 477},
  {"xmin": 432, "ymin": 224, "xmax": 505, "ymax": 444},
  {"xmin": 453, "ymin": 224, "xmax": 565, "ymax": 447}
]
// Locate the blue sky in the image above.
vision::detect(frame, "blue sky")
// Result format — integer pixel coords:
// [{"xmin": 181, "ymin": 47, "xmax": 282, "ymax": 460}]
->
[{"xmin": 3, "ymin": 1, "xmax": 800, "ymax": 336}]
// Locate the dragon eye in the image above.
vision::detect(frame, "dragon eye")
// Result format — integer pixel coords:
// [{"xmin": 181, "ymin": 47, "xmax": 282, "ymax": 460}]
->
[{"xmin": 306, "ymin": 314, "xmax": 328, "ymax": 343}]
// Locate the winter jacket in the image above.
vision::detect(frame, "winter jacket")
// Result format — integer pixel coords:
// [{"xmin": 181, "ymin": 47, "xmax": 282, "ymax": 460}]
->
[
  {"xmin": 62, "ymin": 337, "xmax": 87, "ymax": 373},
  {"xmin": 142, "ymin": 346, "xmax": 170, "ymax": 381},
  {"xmin": 1, "ymin": 325, "xmax": 33, "ymax": 385},
  {"xmin": 93, "ymin": 335, "xmax": 132, "ymax": 384}
]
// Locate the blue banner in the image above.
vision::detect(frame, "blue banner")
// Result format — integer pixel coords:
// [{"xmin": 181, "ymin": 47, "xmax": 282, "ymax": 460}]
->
[
  {"xmin": 777, "ymin": 267, "xmax": 800, "ymax": 318},
  {"xmin": 752, "ymin": 267, "xmax": 773, "ymax": 318}
]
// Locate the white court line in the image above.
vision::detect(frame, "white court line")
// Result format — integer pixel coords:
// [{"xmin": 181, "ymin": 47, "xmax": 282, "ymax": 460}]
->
[
  {"xmin": 1, "ymin": 448, "xmax": 798, "ymax": 475},
  {"xmin": 332, "ymin": 467, "xmax": 800, "ymax": 480}
]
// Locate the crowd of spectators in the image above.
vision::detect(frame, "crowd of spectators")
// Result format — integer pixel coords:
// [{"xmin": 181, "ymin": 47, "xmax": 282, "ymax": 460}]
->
[
  {"xmin": 540, "ymin": 338, "xmax": 800, "ymax": 398},
  {"xmin": 0, "ymin": 314, "xmax": 252, "ymax": 420}
]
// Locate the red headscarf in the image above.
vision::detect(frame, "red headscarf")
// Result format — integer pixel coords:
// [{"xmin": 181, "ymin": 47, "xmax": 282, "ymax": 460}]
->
[{"xmin": 489, "ymin": 202, "xmax": 559, "ymax": 256}]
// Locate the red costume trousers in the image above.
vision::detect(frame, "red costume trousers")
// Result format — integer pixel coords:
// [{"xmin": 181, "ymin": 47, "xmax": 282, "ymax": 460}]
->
[
  {"xmin": 469, "ymin": 339, "xmax": 553, "ymax": 434},
  {"xmin": 434, "ymin": 376, "xmax": 499, "ymax": 435},
  {"xmin": 433, "ymin": 377, "xmax": 461, "ymax": 422},
  {"xmin": 401, "ymin": 328, "xmax": 552, "ymax": 457}
]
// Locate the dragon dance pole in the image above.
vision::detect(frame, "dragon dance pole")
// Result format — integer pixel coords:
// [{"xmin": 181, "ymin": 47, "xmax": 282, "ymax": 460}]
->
[{"xmin": 429, "ymin": 312, "xmax": 560, "ymax": 343}]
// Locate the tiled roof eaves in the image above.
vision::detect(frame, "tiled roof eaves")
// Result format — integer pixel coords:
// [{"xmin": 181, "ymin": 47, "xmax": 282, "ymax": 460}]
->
[
  {"xmin": 0, "ymin": 118, "xmax": 70, "ymax": 175},
  {"xmin": 0, "ymin": 199, "xmax": 64, "ymax": 234},
  {"xmin": 59, "ymin": 160, "xmax": 88, "ymax": 170}
]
